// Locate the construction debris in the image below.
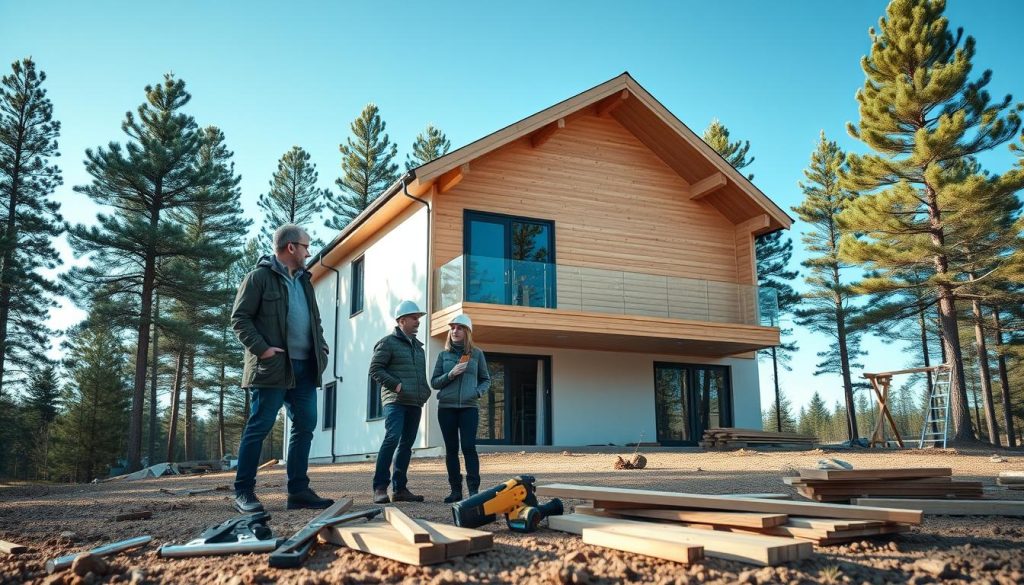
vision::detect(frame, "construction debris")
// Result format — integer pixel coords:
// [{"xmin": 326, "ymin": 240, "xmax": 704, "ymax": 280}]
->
[
  {"xmin": 99, "ymin": 462, "xmax": 180, "ymax": 482},
  {"xmin": 997, "ymin": 471, "xmax": 1024, "ymax": 490},
  {"xmin": 784, "ymin": 467, "xmax": 983, "ymax": 502},
  {"xmin": 699, "ymin": 428, "xmax": 816, "ymax": 450},
  {"xmin": 158, "ymin": 485, "xmax": 231, "ymax": 497},
  {"xmin": 269, "ymin": 499, "xmax": 382, "ymax": 568},
  {"xmin": 0, "ymin": 540, "xmax": 27, "ymax": 554},
  {"xmin": 319, "ymin": 518, "xmax": 493, "ymax": 565},
  {"xmin": 613, "ymin": 454, "xmax": 647, "ymax": 470}
]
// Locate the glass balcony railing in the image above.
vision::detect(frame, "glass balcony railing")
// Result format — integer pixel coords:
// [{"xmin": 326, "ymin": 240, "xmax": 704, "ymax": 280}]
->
[{"xmin": 434, "ymin": 254, "xmax": 780, "ymax": 327}]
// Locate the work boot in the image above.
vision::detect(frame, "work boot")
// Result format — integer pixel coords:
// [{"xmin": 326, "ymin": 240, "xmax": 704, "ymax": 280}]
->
[
  {"xmin": 443, "ymin": 491, "xmax": 463, "ymax": 504},
  {"xmin": 234, "ymin": 490, "xmax": 264, "ymax": 513},
  {"xmin": 287, "ymin": 488, "xmax": 334, "ymax": 510},
  {"xmin": 391, "ymin": 488, "xmax": 425, "ymax": 502},
  {"xmin": 373, "ymin": 488, "xmax": 391, "ymax": 504}
]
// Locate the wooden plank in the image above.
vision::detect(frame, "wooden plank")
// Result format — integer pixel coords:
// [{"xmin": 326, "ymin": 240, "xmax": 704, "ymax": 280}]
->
[
  {"xmin": 412, "ymin": 521, "xmax": 471, "ymax": 558},
  {"xmin": 590, "ymin": 504, "xmax": 788, "ymax": 528},
  {"xmin": 550, "ymin": 513, "xmax": 812, "ymax": 566},
  {"xmin": 797, "ymin": 468, "xmax": 952, "ymax": 481},
  {"xmin": 321, "ymin": 521, "xmax": 446, "ymax": 565},
  {"xmin": 384, "ymin": 507, "xmax": 430, "ymax": 544},
  {"xmin": 414, "ymin": 520, "xmax": 493, "ymax": 555},
  {"xmin": 538, "ymin": 484, "xmax": 923, "ymax": 524},
  {"xmin": 0, "ymin": 540, "xmax": 27, "ymax": 554},
  {"xmin": 851, "ymin": 498, "xmax": 1024, "ymax": 517},
  {"xmin": 257, "ymin": 458, "xmax": 279, "ymax": 470},
  {"xmin": 582, "ymin": 528, "xmax": 702, "ymax": 564}
]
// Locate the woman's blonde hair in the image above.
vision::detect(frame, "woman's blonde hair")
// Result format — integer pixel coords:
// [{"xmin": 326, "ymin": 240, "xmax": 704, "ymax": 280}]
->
[{"xmin": 445, "ymin": 325, "xmax": 475, "ymax": 355}]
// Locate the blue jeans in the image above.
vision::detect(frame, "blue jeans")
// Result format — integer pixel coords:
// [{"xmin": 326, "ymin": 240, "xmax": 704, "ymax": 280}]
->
[
  {"xmin": 372, "ymin": 403, "xmax": 421, "ymax": 492},
  {"xmin": 437, "ymin": 407, "xmax": 480, "ymax": 492},
  {"xmin": 234, "ymin": 358, "xmax": 317, "ymax": 495}
]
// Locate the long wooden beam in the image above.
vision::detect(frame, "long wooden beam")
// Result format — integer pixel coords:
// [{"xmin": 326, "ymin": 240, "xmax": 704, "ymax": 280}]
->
[
  {"xmin": 405, "ymin": 177, "xmax": 433, "ymax": 197},
  {"xmin": 687, "ymin": 172, "xmax": 727, "ymax": 200},
  {"xmin": 735, "ymin": 214, "xmax": 770, "ymax": 234},
  {"xmin": 530, "ymin": 118, "xmax": 565, "ymax": 148},
  {"xmin": 595, "ymin": 90, "xmax": 630, "ymax": 117},
  {"xmin": 437, "ymin": 163, "xmax": 469, "ymax": 194}
]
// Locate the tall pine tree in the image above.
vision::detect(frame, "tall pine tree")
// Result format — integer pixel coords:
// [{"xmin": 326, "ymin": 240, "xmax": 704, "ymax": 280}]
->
[
  {"xmin": 405, "ymin": 124, "xmax": 451, "ymax": 170},
  {"xmin": 257, "ymin": 146, "xmax": 325, "ymax": 249},
  {"xmin": 793, "ymin": 132, "xmax": 864, "ymax": 442},
  {"xmin": 67, "ymin": 75, "xmax": 225, "ymax": 470},
  {"xmin": 0, "ymin": 58, "xmax": 64, "ymax": 400},
  {"xmin": 839, "ymin": 0, "xmax": 1022, "ymax": 443},
  {"xmin": 325, "ymin": 104, "xmax": 399, "ymax": 230}
]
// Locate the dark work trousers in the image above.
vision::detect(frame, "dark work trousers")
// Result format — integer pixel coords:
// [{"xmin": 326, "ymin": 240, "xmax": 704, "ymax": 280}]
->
[
  {"xmin": 437, "ymin": 407, "xmax": 480, "ymax": 493},
  {"xmin": 372, "ymin": 403, "xmax": 422, "ymax": 492}
]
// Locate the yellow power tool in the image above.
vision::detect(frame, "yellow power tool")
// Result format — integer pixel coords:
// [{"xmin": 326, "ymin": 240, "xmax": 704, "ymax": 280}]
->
[{"xmin": 450, "ymin": 475, "xmax": 563, "ymax": 533}]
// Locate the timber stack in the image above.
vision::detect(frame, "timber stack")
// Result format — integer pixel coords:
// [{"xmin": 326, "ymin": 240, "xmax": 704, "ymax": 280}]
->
[
  {"xmin": 699, "ymin": 427, "xmax": 816, "ymax": 450},
  {"xmin": 784, "ymin": 467, "xmax": 984, "ymax": 503}
]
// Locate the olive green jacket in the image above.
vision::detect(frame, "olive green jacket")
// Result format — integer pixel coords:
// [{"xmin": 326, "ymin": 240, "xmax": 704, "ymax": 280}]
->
[
  {"xmin": 369, "ymin": 327, "xmax": 430, "ymax": 407},
  {"xmin": 231, "ymin": 256, "xmax": 328, "ymax": 389}
]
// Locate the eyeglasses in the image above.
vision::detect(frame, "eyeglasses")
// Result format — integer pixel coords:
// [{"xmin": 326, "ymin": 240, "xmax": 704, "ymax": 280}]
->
[{"xmin": 290, "ymin": 242, "xmax": 311, "ymax": 250}]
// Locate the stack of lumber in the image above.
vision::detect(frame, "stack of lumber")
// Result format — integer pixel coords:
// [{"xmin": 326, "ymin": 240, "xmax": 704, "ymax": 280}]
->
[
  {"xmin": 537, "ymin": 483, "xmax": 923, "ymax": 565},
  {"xmin": 997, "ymin": 471, "xmax": 1024, "ymax": 491},
  {"xmin": 784, "ymin": 467, "xmax": 983, "ymax": 503},
  {"xmin": 318, "ymin": 506, "xmax": 492, "ymax": 565},
  {"xmin": 699, "ymin": 427, "xmax": 816, "ymax": 450}
]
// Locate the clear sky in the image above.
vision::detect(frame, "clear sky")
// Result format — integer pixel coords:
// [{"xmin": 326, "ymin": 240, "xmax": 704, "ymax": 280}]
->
[{"xmin": 2, "ymin": 1, "xmax": 1022, "ymax": 415}]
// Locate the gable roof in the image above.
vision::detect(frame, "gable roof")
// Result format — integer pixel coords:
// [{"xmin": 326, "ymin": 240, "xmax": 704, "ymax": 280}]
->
[{"xmin": 309, "ymin": 72, "xmax": 792, "ymax": 278}]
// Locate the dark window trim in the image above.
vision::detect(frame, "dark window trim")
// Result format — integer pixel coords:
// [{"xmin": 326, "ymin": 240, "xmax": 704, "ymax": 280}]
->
[
  {"xmin": 350, "ymin": 255, "xmax": 365, "ymax": 317},
  {"xmin": 463, "ymin": 209, "xmax": 557, "ymax": 308},
  {"xmin": 366, "ymin": 375, "xmax": 384, "ymax": 421},
  {"xmin": 323, "ymin": 382, "xmax": 337, "ymax": 430},
  {"xmin": 652, "ymin": 362, "xmax": 733, "ymax": 446}
]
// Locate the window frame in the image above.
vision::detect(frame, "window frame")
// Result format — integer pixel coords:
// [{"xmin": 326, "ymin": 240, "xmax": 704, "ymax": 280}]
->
[{"xmin": 350, "ymin": 255, "xmax": 365, "ymax": 317}]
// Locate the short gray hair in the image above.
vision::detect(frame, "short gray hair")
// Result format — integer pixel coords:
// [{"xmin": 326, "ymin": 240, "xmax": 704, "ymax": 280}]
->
[{"xmin": 273, "ymin": 224, "xmax": 308, "ymax": 251}]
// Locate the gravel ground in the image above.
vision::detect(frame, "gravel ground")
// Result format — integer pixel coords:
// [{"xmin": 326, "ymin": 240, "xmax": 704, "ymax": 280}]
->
[{"xmin": 2, "ymin": 447, "xmax": 1024, "ymax": 585}]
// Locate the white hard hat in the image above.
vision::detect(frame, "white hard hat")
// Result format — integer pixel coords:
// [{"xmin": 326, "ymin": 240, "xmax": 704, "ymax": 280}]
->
[
  {"xmin": 394, "ymin": 300, "xmax": 426, "ymax": 320},
  {"xmin": 449, "ymin": 314, "xmax": 473, "ymax": 331}
]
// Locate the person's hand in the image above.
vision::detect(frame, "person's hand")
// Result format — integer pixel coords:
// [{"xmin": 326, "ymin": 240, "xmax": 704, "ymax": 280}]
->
[
  {"xmin": 449, "ymin": 362, "xmax": 468, "ymax": 378},
  {"xmin": 395, "ymin": 383, "xmax": 403, "ymax": 393},
  {"xmin": 260, "ymin": 346, "xmax": 284, "ymax": 360}
]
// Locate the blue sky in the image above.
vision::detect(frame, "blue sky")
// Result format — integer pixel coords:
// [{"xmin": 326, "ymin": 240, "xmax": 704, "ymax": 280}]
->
[{"xmin": 2, "ymin": 1, "xmax": 1022, "ymax": 414}]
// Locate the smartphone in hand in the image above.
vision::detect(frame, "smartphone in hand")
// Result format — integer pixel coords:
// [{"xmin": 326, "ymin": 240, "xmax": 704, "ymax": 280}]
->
[{"xmin": 459, "ymin": 354, "xmax": 470, "ymax": 364}]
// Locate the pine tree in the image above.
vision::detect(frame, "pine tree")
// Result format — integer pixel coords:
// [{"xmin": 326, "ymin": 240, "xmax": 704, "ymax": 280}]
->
[
  {"xmin": 762, "ymin": 390, "xmax": 797, "ymax": 433},
  {"xmin": 257, "ymin": 146, "xmax": 325, "ymax": 249},
  {"xmin": 67, "ymin": 75, "xmax": 224, "ymax": 470},
  {"xmin": 793, "ymin": 132, "xmax": 864, "ymax": 442},
  {"xmin": 325, "ymin": 104, "xmax": 400, "ymax": 230},
  {"xmin": 798, "ymin": 391, "xmax": 833, "ymax": 439},
  {"xmin": 23, "ymin": 362, "xmax": 60, "ymax": 478},
  {"xmin": 839, "ymin": 0, "xmax": 1022, "ymax": 443},
  {"xmin": 0, "ymin": 58, "xmax": 64, "ymax": 400},
  {"xmin": 405, "ymin": 124, "xmax": 451, "ymax": 171},
  {"xmin": 703, "ymin": 119, "xmax": 754, "ymax": 179}
]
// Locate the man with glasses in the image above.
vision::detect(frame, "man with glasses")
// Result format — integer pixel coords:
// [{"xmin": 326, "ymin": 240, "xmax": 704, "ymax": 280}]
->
[{"xmin": 230, "ymin": 223, "xmax": 333, "ymax": 512}]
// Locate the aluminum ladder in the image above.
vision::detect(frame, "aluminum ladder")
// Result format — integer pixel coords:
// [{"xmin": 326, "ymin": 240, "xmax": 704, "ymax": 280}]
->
[{"xmin": 918, "ymin": 368, "xmax": 951, "ymax": 448}]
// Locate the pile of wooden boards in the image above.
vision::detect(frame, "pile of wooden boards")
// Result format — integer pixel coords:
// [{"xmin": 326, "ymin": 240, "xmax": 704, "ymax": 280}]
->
[
  {"xmin": 536, "ymin": 483, "xmax": 923, "ymax": 566},
  {"xmin": 699, "ymin": 427, "xmax": 816, "ymax": 450},
  {"xmin": 318, "ymin": 507, "xmax": 492, "ymax": 565},
  {"xmin": 784, "ymin": 467, "xmax": 983, "ymax": 502},
  {"xmin": 997, "ymin": 471, "xmax": 1024, "ymax": 491}
]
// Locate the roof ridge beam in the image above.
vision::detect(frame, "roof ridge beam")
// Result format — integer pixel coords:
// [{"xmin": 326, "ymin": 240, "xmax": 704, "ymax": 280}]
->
[{"xmin": 595, "ymin": 90, "xmax": 630, "ymax": 117}]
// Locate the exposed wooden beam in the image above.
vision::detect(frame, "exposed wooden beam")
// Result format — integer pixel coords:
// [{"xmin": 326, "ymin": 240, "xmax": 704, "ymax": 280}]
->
[
  {"xmin": 687, "ymin": 172, "xmax": 727, "ymax": 200},
  {"xmin": 735, "ymin": 214, "xmax": 770, "ymax": 234},
  {"xmin": 596, "ymin": 90, "xmax": 630, "ymax": 117},
  {"xmin": 437, "ymin": 163, "xmax": 469, "ymax": 194},
  {"xmin": 530, "ymin": 118, "xmax": 565, "ymax": 148},
  {"xmin": 405, "ymin": 177, "xmax": 434, "ymax": 197}
]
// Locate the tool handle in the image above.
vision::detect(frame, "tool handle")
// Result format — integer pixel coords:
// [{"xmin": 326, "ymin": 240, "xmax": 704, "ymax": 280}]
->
[
  {"xmin": 268, "ymin": 538, "xmax": 314, "ymax": 568},
  {"xmin": 46, "ymin": 536, "xmax": 152, "ymax": 574}
]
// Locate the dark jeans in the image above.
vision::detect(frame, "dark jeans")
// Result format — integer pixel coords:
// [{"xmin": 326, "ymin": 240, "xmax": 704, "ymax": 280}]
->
[
  {"xmin": 437, "ymin": 407, "xmax": 480, "ymax": 493},
  {"xmin": 234, "ymin": 358, "xmax": 317, "ymax": 495},
  {"xmin": 372, "ymin": 403, "xmax": 422, "ymax": 492}
]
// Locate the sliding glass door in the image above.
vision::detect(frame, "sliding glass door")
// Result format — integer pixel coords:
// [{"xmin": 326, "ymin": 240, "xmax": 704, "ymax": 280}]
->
[
  {"xmin": 654, "ymin": 363, "xmax": 732, "ymax": 445},
  {"xmin": 464, "ymin": 211, "xmax": 555, "ymax": 308}
]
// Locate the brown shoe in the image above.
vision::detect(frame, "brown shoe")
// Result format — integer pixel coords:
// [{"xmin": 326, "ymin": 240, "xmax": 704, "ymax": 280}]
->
[
  {"xmin": 373, "ymin": 488, "xmax": 390, "ymax": 504},
  {"xmin": 391, "ymin": 488, "xmax": 425, "ymax": 502}
]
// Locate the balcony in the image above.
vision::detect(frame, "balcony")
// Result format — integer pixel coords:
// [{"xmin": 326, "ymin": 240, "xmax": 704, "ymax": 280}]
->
[{"xmin": 431, "ymin": 255, "xmax": 780, "ymax": 357}]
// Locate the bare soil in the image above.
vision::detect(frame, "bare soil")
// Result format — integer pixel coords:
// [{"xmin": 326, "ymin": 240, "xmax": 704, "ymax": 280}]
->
[{"xmin": 2, "ymin": 447, "xmax": 1024, "ymax": 585}]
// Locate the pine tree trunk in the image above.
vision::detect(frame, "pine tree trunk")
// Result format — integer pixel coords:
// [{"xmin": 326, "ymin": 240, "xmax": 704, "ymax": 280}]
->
[
  {"xmin": 992, "ymin": 308, "xmax": 1017, "ymax": 448},
  {"xmin": 836, "ymin": 311, "xmax": 858, "ymax": 442},
  {"xmin": 148, "ymin": 292, "xmax": 160, "ymax": 463},
  {"xmin": 166, "ymin": 351, "xmax": 184, "ymax": 463},
  {"xmin": 184, "ymin": 352, "xmax": 195, "ymax": 461},
  {"xmin": 969, "ymin": 293, "xmax": 1000, "ymax": 446},
  {"xmin": 129, "ymin": 248, "xmax": 156, "ymax": 471},
  {"xmin": 218, "ymin": 362, "xmax": 226, "ymax": 459},
  {"xmin": 771, "ymin": 346, "xmax": 781, "ymax": 432}
]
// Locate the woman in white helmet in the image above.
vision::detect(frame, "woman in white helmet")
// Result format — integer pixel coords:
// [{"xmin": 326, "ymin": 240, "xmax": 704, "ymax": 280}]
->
[{"xmin": 430, "ymin": 313, "xmax": 491, "ymax": 503}]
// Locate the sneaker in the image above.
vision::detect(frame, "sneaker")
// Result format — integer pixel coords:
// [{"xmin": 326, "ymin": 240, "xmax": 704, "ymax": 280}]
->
[
  {"xmin": 287, "ymin": 488, "xmax": 334, "ymax": 510},
  {"xmin": 234, "ymin": 490, "xmax": 265, "ymax": 513},
  {"xmin": 373, "ymin": 488, "xmax": 391, "ymax": 504},
  {"xmin": 391, "ymin": 488, "xmax": 425, "ymax": 502},
  {"xmin": 443, "ymin": 491, "xmax": 463, "ymax": 504}
]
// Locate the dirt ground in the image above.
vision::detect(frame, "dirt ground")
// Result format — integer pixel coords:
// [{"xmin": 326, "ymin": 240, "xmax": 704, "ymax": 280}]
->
[{"xmin": 2, "ymin": 447, "xmax": 1024, "ymax": 585}]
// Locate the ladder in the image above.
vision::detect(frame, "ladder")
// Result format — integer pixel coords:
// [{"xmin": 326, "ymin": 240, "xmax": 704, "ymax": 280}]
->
[{"xmin": 919, "ymin": 368, "xmax": 951, "ymax": 448}]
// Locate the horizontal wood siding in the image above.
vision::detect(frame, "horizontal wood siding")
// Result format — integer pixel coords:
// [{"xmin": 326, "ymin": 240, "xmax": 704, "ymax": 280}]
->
[{"xmin": 432, "ymin": 115, "xmax": 740, "ymax": 285}]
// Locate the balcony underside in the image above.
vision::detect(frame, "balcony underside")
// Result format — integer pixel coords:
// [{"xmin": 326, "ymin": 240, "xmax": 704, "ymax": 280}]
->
[{"xmin": 431, "ymin": 302, "xmax": 780, "ymax": 357}]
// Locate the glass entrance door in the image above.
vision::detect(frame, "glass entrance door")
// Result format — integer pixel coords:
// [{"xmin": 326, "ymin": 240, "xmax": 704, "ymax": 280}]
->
[
  {"xmin": 478, "ymin": 354, "xmax": 550, "ymax": 445},
  {"xmin": 654, "ymin": 363, "xmax": 732, "ymax": 444}
]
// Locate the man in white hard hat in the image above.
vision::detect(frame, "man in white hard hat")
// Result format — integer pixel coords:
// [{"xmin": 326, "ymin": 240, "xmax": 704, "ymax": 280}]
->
[{"xmin": 368, "ymin": 300, "xmax": 430, "ymax": 503}]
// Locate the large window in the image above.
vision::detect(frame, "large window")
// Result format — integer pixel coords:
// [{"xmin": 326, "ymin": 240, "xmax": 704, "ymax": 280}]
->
[
  {"xmin": 323, "ymin": 382, "xmax": 336, "ymax": 430},
  {"xmin": 654, "ymin": 363, "xmax": 732, "ymax": 445},
  {"xmin": 350, "ymin": 256, "xmax": 364, "ymax": 316},
  {"xmin": 464, "ymin": 211, "xmax": 555, "ymax": 308},
  {"xmin": 367, "ymin": 375, "xmax": 383, "ymax": 420}
]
